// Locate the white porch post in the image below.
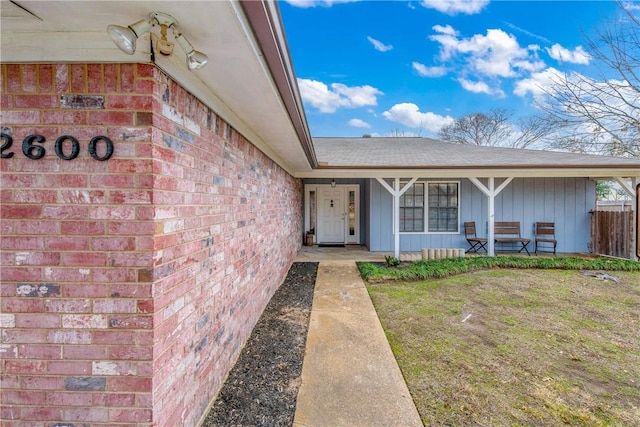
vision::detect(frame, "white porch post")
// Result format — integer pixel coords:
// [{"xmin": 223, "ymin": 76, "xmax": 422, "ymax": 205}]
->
[
  {"xmin": 613, "ymin": 177, "xmax": 639, "ymax": 261},
  {"xmin": 376, "ymin": 177, "xmax": 418, "ymax": 259},
  {"xmin": 469, "ymin": 177, "xmax": 514, "ymax": 256}
]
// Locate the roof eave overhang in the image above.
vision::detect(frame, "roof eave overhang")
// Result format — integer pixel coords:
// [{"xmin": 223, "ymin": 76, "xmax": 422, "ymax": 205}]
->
[{"xmin": 296, "ymin": 166, "xmax": 640, "ymax": 179}]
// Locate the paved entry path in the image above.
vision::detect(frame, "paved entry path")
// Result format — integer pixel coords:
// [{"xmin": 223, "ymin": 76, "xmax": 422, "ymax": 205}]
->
[{"xmin": 293, "ymin": 261, "xmax": 423, "ymax": 427}]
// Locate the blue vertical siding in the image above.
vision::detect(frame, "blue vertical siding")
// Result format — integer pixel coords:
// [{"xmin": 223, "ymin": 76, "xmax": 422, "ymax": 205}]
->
[{"xmin": 368, "ymin": 177, "xmax": 595, "ymax": 253}]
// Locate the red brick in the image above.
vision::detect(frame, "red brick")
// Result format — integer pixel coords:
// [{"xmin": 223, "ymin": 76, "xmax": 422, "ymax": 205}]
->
[
  {"xmin": 60, "ymin": 251, "xmax": 107, "ymax": 267},
  {"xmin": 92, "ymin": 330, "xmax": 136, "ymax": 345},
  {"xmin": 0, "ymin": 110, "xmax": 40, "ymax": 124},
  {"xmin": 48, "ymin": 391, "xmax": 94, "ymax": 406},
  {"xmin": 110, "ymin": 283, "xmax": 152, "ymax": 298},
  {"xmin": 16, "ymin": 220, "xmax": 58, "ymax": 235},
  {"xmin": 110, "ymin": 408, "xmax": 153, "ymax": 423},
  {"xmin": 45, "ymin": 299, "xmax": 90, "ymax": 313},
  {"xmin": 107, "ymin": 376, "xmax": 151, "ymax": 392},
  {"xmin": 60, "ymin": 221, "xmax": 105, "ymax": 235},
  {"xmin": 0, "ymin": 270, "xmax": 42, "ymax": 286},
  {"xmin": 93, "ymin": 299, "xmax": 137, "ymax": 314},
  {"xmin": 90, "ymin": 206, "xmax": 136, "ymax": 221},
  {"xmin": 42, "ymin": 205, "xmax": 90, "ymax": 219},
  {"xmin": 6, "ymin": 64, "xmax": 21, "ymax": 92},
  {"xmin": 0, "ymin": 373, "xmax": 21, "ymax": 389},
  {"xmin": 92, "ymin": 268, "xmax": 138, "ymax": 283},
  {"xmin": 90, "ymin": 174, "xmax": 135, "ymax": 188},
  {"xmin": 21, "ymin": 375, "xmax": 65, "ymax": 390},
  {"xmin": 63, "ymin": 407, "xmax": 109, "ymax": 422},
  {"xmin": 93, "ymin": 392, "xmax": 136, "ymax": 407},
  {"xmin": 13, "ymin": 94, "xmax": 58, "ymax": 108},
  {"xmin": 2, "ymin": 390, "xmax": 48, "ymax": 405},
  {"xmin": 107, "ymin": 95, "xmax": 152, "ymax": 110},
  {"xmin": 4, "ymin": 360, "xmax": 47, "ymax": 374},
  {"xmin": 59, "ymin": 189, "xmax": 106, "ymax": 204},
  {"xmin": 120, "ymin": 64, "xmax": 135, "ymax": 92},
  {"xmin": 55, "ymin": 64, "xmax": 69, "ymax": 92},
  {"xmin": 44, "ymin": 236, "xmax": 90, "ymax": 251},
  {"xmin": 38, "ymin": 64, "xmax": 53, "ymax": 92},
  {"xmin": 88, "ymin": 64, "xmax": 104, "ymax": 92},
  {"xmin": 64, "ymin": 283, "xmax": 109, "ymax": 298},
  {"xmin": 108, "ymin": 220, "xmax": 154, "ymax": 235},
  {"xmin": 47, "ymin": 360, "xmax": 91, "ymax": 375},
  {"xmin": 0, "ymin": 236, "xmax": 44, "ymax": 250},
  {"xmin": 1, "ymin": 298, "xmax": 45, "ymax": 313},
  {"xmin": 108, "ymin": 159, "xmax": 153, "ymax": 174},
  {"xmin": 14, "ymin": 189, "xmax": 58, "ymax": 203},
  {"xmin": 13, "ymin": 251, "xmax": 60, "ymax": 266},
  {"xmin": 14, "ymin": 313, "xmax": 61, "ymax": 328},
  {"xmin": 0, "ymin": 93, "xmax": 12, "ymax": 108},
  {"xmin": 21, "ymin": 64, "xmax": 37, "ymax": 92},
  {"xmin": 108, "ymin": 314, "xmax": 152, "ymax": 329},
  {"xmin": 109, "ymin": 345, "xmax": 152, "ymax": 361},
  {"xmin": 42, "ymin": 110, "xmax": 86, "ymax": 124},
  {"xmin": 44, "ymin": 268, "xmax": 91, "ymax": 283},
  {"xmin": 47, "ymin": 330, "xmax": 91, "ymax": 344},
  {"xmin": 63, "ymin": 344, "xmax": 107, "ymax": 360},
  {"xmin": 137, "ymin": 63, "xmax": 155, "ymax": 78},
  {"xmin": 0, "ymin": 205, "xmax": 42, "ymax": 218},
  {"xmin": 17, "ymin": 344, "xmax": 62, "ymax": 359},
  {"xmin": 42, "ymin": 173, "xmax": 88, "ymax": 187},
  {"xmin": 70, "ymin": 64, "xmax": 86, "ymax": 93},
  {"xmin": 19, "ymin": 406, "xmax": 63, "ymax": 421},
  {"xmin": 1, "ymin": 328, "xmax": 47, "ymax": 343},
  {"xmin": 88, "ymin": 111, "xmax": 134, "ymax": 126},
  {"xmin": 104, "ymin": 64, "xmax": 118, "ymax": 92}
]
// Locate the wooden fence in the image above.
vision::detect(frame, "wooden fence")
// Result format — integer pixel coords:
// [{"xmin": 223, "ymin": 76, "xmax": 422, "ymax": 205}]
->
[{"xmin": 590, "ymin": 210, "xmax": 634, "ymax": 258}]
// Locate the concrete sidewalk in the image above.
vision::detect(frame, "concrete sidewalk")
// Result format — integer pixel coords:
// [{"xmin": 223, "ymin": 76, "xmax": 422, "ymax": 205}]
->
[{"xmin": 293, "ymin": 260, "xmax": 423, "ymax": 427}]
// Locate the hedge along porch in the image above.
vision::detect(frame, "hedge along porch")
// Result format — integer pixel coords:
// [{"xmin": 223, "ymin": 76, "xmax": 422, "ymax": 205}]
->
[{"xmin": 0, "ymin": 2, "xmax": 314, "ymax": 426}]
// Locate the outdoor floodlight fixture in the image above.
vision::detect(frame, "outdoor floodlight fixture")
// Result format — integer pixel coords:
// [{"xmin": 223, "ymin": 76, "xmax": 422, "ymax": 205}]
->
[{"xmin": 107, "ymin": 12, "xmax": 208, "ymax": 71}]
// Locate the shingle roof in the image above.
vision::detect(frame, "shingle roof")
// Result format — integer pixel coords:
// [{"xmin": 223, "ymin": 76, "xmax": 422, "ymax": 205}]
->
[{"xmin": 313, "ymin": 137, "xmax": 640, "ymax": 169}]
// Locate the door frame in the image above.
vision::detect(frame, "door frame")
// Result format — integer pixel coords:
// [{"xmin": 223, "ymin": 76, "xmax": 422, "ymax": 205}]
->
[{"xmin": 304, "ymin": 184, "xmax": 360, "ymax": 245}]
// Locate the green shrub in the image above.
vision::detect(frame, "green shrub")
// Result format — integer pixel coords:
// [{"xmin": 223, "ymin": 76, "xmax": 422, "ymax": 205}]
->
[{"xmin": 357, "ymin": 255, "xmax": 639, "ymax": 282}]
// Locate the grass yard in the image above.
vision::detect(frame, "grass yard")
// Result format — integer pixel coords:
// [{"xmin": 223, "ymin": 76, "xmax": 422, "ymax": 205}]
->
[{"xmin": 366, "ymin": 268, "xmax": 640, "ymax": 426}]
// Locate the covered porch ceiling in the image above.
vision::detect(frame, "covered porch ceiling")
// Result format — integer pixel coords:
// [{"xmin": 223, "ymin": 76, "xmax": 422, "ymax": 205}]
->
[{"xmin": 0, "ymin": 0, "xmax": 316, "ymax": 174}]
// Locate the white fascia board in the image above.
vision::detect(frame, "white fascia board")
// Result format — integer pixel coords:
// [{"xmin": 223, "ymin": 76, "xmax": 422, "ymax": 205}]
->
[{"xmin": 296, "ymin": 168, "xmax": 640, "ymax": 179}]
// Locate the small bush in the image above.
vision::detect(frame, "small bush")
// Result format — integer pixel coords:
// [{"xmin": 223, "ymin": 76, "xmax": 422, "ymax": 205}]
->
[{"xmin": 384, "ymin": 255, "xmax": 401, "ymax": 267}]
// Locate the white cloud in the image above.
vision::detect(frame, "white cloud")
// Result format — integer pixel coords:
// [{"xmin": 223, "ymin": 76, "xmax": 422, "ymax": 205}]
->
[
  {"xmin": 458, "ymin": 78, "xmax": 505, "ymax": 97},
  {"xmin": 412, "ymin": 62, "xmax": 448, "ymax": 77},
  {"xmin": 297, "ymin": 78, "xmax": 383, "ymax": 113},
  {"xmin": 382, "ymin": 103, "xmax": 454, "ymax": 131},
  {"xmin": 421, "ymin": 0, "xmax": 489, "ymax": 15},
  {"xmin": 513, "ymin": 67, "xmax": 564, "ymax": 98},
  {"xmin": 367, "ymin": 36, "xmax": 393, "ymax": 52},
  {"xmin": 284, "ymin": 0, "xmax": 358, "ymax": 7},
  {"xmin": 546, "ymin": 43, "xmax": 591, "ymax": 65},
  {"xmin": 348, "ymin": 118, "xmax": 371, "ymax": 128},
  {"xmin": 430, "ymin": 26, "xmax": 545, "ymax": 78}
]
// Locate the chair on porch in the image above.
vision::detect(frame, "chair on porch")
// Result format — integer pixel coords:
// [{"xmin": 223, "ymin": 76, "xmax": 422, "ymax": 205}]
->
[
  {"xmin": 464, "ymin": 221, "xmax": 488, "ymax": 253},
  {"xmin": 534, "ymin": 222, "xmax": 557, "ymax": 255}
]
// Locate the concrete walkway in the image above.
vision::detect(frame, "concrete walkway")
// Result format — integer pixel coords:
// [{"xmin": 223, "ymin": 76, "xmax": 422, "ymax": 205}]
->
[{"xmin": 293, "ymin": 260, "xmax": 423, "ymax": 427}]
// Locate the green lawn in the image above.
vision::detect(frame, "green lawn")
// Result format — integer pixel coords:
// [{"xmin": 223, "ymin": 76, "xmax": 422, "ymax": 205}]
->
[{"xmin": 365, "ymin": 266, "xmax": 640, "ymax": 426}]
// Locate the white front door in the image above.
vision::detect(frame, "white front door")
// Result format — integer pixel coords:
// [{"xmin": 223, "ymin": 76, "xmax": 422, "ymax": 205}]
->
[{"xmin": 318, "ymin": 187, "xmax": 345, "ymax": 243}]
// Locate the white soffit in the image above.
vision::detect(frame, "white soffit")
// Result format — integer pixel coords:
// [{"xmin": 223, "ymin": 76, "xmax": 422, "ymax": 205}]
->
[{"xmin": 0, "ymin": 0, "xmax": 313, "ymax": 174}]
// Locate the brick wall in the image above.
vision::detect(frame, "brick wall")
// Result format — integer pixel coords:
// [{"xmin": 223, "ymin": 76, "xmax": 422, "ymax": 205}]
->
[{"xmin": 0, "ymin": 63, "xmax": 302, "ymax": 425}]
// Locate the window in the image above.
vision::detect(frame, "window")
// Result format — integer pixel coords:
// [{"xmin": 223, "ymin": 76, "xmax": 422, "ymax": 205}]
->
[
  {"xmin": 399, "ymin": 183, "xmax": 424, "ymax": 232},
  {"xmin": 399, "ymin": 181, "xmax": 459, "ymax": 233},
  {"xmin": 428, "ymin": 183, "xmax": 458, "ymax": 232}
]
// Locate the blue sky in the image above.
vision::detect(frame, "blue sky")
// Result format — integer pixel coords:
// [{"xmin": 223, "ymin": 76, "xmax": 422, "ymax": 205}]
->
[{"xmin": 280, "ymin": 0, "xmax": 625, "ymax": 138}]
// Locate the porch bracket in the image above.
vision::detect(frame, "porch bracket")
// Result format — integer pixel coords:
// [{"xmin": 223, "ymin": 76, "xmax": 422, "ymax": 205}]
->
[
  {"xmin": 375, "ymin": 177, "xmax": 418, "ymax": 258},
  {"xmin": 469, "ymin": 177, "xmax": 514, "ymax": 256}
]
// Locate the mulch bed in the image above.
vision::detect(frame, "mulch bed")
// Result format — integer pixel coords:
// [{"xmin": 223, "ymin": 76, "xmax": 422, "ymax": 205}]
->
[{"xmin": 202, "ymin": 262, "xmax": 318, "ymax": 427}]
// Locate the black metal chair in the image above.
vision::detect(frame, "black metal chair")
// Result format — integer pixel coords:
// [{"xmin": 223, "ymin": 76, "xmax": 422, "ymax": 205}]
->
[
  {"xmin": 464, "ymin": 221, "xmax": 488, "ymax": 253},
  {"xmin": 534, "ymin": 222, "xmax": 557, "ymax": 255}
]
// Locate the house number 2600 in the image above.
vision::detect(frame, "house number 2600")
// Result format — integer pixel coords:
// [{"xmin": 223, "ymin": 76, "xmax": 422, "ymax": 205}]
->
[{"xmin": 0, "ymin": 133, "xmax": 114, "ymax": 161}]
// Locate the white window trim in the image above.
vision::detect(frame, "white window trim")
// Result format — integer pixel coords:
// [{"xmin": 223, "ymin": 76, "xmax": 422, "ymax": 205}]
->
[{"xmin": 400, "ymin": 180, "xmax": 460, "ymax": 234}]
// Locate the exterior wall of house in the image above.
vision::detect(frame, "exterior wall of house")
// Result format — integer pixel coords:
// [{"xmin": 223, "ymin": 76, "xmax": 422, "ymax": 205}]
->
[
  {"xmin": 0, "ymin": 63, "xmax": 302, "ymax": 426},
  {"xmin": 368, "ymin": 177, "xmax": 595, "ymax": 253}
]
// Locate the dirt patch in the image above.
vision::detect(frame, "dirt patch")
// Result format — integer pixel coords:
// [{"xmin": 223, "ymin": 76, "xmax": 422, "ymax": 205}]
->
[{"xmin": 202, "ymin": 262, "xmax": 318, "ymax": 427}]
